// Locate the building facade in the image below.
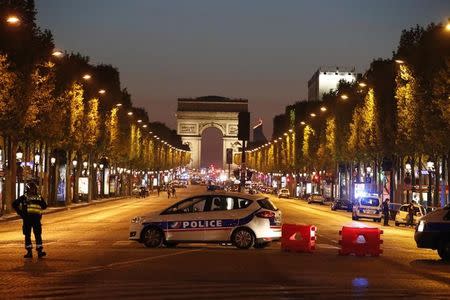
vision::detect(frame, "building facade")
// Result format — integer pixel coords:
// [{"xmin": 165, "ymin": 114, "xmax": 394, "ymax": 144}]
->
[{"xmin": 307, "ymin": 67, "xmax": 356, "ymax": 101}]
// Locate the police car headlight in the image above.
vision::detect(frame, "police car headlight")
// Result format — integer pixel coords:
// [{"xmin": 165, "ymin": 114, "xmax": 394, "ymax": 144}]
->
[
  {"xmin": 131, "ymin": 216, "xmax": 144, "ymax": 224},
  {"xmin": 417, "ymin": 220, "xmax": 425, "ymax": 232}
]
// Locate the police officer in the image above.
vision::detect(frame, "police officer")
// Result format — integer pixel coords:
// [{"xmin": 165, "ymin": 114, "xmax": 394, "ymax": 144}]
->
[
  {"xmin": 12, "ymin": 182, "xmax": 48, "ymax": 258},
  {"xmin": 407, "ymin": 202, "xmax": 415, "ymax": 227},
  {"xmin": 382, "ymin": 198, "xmax": 390, "ymax": 226}
]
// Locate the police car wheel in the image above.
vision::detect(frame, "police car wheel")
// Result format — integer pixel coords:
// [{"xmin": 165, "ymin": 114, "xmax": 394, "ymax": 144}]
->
[
  {"xmin": 143, "ymin": 227, "xmax": 164, "ymax": 248},
  {"xmin": 437, "ymin": 240, "xmax": 450, "ymax": 261},
  {"xmin": 232, "ymin": 228, "xmax": 254, "ymax": 249}
]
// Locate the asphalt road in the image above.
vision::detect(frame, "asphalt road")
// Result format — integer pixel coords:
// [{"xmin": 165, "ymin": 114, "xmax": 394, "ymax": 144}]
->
[{"xmin": 0, "ymin": 186, "xmax": 449, "ymax": 299}]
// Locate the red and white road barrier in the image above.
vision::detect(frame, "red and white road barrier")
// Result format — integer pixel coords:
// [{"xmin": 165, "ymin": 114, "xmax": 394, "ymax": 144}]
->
[
  {"xmin": 338, "ymin": 226, "xmax": 383, "ymax": 256},
  {"xmin": 281, "ymin": 224, "xmax": 317, "ymax": 253}
]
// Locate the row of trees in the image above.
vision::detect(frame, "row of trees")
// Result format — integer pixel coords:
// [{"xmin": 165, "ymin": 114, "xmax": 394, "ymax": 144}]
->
[
  {"xmin": 0, "ymin": 1, "xmax": 190, "ymax": 212},
  {"xmin": 242, "ymin": 22, "xmax": 449, "ymax": 206}
]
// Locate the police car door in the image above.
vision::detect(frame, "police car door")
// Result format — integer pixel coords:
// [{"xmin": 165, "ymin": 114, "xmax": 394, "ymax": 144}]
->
[
  {"xmin": 165, "ymin": 196, "xmax": 208, "ymax": 242},
  {"xmin": 203, "ymin": 195, "xmax": 237, "ymax": 241}
]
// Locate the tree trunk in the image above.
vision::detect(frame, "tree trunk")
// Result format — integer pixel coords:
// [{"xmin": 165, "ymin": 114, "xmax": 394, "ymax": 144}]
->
[
  {"xmin": 4, "ymin": 138, "xmax": 17, "ymax": 213},
  {"xmin": 434, "ymin": 158, "xmax": 440, "ymax": 208},
  {"xmin": 448, "ymin": 151, "xmax": 450, "ymax": 205},
  {"xmin": 65, "ymin": 150, "xmax": 72, "ymax": 206},
  {"xmin": 441, "ymin": 155, "xmax": 447, "ymax": 207}
]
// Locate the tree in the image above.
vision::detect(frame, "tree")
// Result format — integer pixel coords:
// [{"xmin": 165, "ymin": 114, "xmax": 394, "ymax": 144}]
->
[
  {"xmin": 0, "ymin": 54, "xmax": 20, "ymax": 136},
  {"xmin": 84, "ymin": 98, "xmax": 100, "ymax": 149},
  {"xmin": 59, "ymin": 82, "xmax": 84, "ymax": 151},
  {"xmin": 23, "ymin": 61, "xmax": 57, "ymax": 141},
  {"xmin": 395, "ymin": 64, "xmax": 421, "ymax": 156}
]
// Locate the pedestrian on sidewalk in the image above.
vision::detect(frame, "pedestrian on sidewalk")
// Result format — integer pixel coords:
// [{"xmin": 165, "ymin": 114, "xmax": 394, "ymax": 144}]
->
[
  {"xmin": 157, "ymin": 186, "xmax": 160, "ymax": 197},
  {"xmin": 382, "ymin": 198, "xmax": 390, "ymax": 226},
  {"xmin": 172, "ymin": 186, "xmax": 176, "ymax": 198},
  {"xmin": 167, "ymin": 186, "xmax": 171, "ymax": 199},
  {"xmin": 12, "ymin": 182, "xmax": 48, "ymax": 258}
]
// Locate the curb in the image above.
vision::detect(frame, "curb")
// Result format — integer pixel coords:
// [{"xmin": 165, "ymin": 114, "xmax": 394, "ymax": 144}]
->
[{"xmin": 0, "ymin": 196, "xmax": 128, "ymax": 223}]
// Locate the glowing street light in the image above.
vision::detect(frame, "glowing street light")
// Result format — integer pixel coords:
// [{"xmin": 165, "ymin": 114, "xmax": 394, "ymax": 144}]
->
[
  {"xmin": 116, "ymin": 103, "xmax": 122, "ymax": 107},
  {"xmin": 320, "ymin": 106, "xmax": 327, "ymax": 112},
  {"xmin": 395, "ymin": 59, "xmax": 405, "ymax": 64},
  {"xmin": 340, "ymin": 94, "xmax": 348, "ymax": 100},
  {"xmin": 82, "ymin": 74, "xmax": 92, "ymax": 80},
  {"xmin": 446, "ymin": 18, "xmax": 450, "ymax": 31},
  {"xmin": 6, "ymin": 15, "xmax": 20, "ymax": 25},
  {"xmin": 98, "ymin": 89, "xmax": 106, "ymax": 94},
  {"xmin": 137, "ymin": 119, "xmax": 142, "ymax": 123},
  {"xmin": 358, "ymin": 82, "xmax": 367, "ymax": 87},
  {"xmin": 16, "ymin": 146, "xmax": 24, "ymax": 161},
  {"xmin": 300, "ymin": 121, "xmax": 306, "ymax": 125},
  {"xmin": 52, "ymin": 50, "xmax": 64, "ymax": 58},
  {"xmin": 127, "ymin": 111, "xmax": 133, "ymax": 116},
  {"xmin": 310, "ymin": 113, "xmax": 316, "ymax": 117},
  {"xmin": 143, "ymin": 124, "xmax": 148, "ymax": 128}
]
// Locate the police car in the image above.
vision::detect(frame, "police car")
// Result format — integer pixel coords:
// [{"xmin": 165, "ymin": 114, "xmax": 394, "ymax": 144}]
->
[
  {"xmin": 414, "ymin": 204, "xmax": 450, "ymax": 261},
  {"xmin": 129, "ymin": 192, "xmax": 282, "ymax": 249},
  {"xmin": 352, "ymin": 195, "xmax": 382, "ymax": 222}
]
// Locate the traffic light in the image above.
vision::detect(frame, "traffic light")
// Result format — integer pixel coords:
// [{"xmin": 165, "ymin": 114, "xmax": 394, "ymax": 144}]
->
[
  {"xmin": 238, "ymin": 112, "xmax": 250, "ymax": 141},
  {"xmin": 226, "ymin": 148, "xmax": 233, "ymax": 164}
]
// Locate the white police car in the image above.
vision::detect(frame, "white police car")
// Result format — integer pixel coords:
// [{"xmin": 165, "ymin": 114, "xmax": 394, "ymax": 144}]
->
[
  {"xmin": 129, "ymin": 192, "xmax": 282, "ymax": 249},
  {"xmin": 415, "ymin": 204, "xmax": 450, "ymax": 261},
  {"xmin": 352, "ymin": 195, "xmax": 382, "ymax": 222}
]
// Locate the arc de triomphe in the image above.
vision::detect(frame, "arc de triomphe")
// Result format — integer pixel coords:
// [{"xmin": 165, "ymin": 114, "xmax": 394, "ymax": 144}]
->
[{"xmin": 176, "ymin": 96, "xmax": 248, "ymax": 170}]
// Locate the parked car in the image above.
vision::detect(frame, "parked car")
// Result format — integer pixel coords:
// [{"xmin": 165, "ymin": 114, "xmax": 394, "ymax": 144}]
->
[
  {"xmin": 207, "ymin": 185, "xmax": 224, "ymax": 192},
  {"xmin": 395, "ymin": 203, "xmax": 426, "ymax": 226},
  {"xmin": 352, "ymin": 196, "xmax": 382, "ymax": 222},
  {"xmin": 307, "ymin": 193, "xmax": 326, "ymax": 205},
  {"xmin": 278, "ymin": 188, "xmax": 290, "ymax": 198},
  {"xmin": 331, "ymin": 198, "xmax": 353, "ymax": 211}
]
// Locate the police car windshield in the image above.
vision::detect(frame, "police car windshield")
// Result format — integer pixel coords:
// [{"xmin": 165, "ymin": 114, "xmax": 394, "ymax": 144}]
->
[
  {"xmin": 257, "ymin": 198, "xmax": 278, "ymax": 211},
  {"xmin": 360, "ymin": 197, "xmax": 379, "ymax": 207}
]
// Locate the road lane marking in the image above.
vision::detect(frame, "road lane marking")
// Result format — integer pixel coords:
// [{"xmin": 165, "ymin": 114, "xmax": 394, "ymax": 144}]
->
[
  {"xmin": 58, "ymin": 249, "xmax": 202, "ymax": 275},
  {"xmin": 112, "ymin": 241, "xmax": 133, "ymax": 246},
  {"xmin": 315, "ymin": 243, "xmax": 339, "ymax": 249},
  {"xmin": 77, "ymin": 241, "xmax": 98, "ymax": 246}
]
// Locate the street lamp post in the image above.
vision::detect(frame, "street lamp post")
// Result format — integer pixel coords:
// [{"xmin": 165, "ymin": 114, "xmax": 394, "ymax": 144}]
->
[
  {"xmin": 72, "ymin": 158, "xmax": 78, "ymax": 202},
  {"xmin": 16, "ymin": 146, "xmax": 23, "ymax": 198},
  {"xmin": 34, "ymin": 151, "xmax": 41, "ymax": 181},
  {"xmin": 405, "ymin": 159, "xmax": 412, "ymax": 203},
  {"xmin": 99, "ymin": 163, "xmax": 104, "ymax": 197},
  {"xmin": 49, "ymin": 155, "xmax": 57, "ymax": 205}
]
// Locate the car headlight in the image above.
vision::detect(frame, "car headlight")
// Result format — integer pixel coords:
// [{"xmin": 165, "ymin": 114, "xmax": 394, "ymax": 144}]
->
[
  {"xmin": 131, "ymin": 216, "xmax": 144, "ymax": 224},
  {"xmin": 417, "ymin": 220, "xmax": 425, "ymax": 232}
]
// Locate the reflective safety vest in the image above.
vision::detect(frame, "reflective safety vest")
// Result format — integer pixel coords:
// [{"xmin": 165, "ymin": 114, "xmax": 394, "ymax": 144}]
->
[{"xmin": 25, "ymin": 195, "xmax": 44, "ymax": 215}]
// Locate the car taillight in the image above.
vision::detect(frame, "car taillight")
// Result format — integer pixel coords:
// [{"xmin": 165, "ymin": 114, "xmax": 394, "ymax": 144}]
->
[{"xmin": 256, "ymin": 211, "xmax": 275, "ymax": 218}]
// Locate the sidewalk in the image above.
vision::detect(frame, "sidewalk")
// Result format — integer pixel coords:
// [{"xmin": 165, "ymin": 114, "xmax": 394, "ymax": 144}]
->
[{"xmin": 0, "ymin": 196, "xmax": 128, "ymax": 223}]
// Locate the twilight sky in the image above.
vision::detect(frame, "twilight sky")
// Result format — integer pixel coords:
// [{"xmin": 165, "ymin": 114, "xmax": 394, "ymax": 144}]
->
[{"xmin": 36, "ymin": 0, "xmax": 448, "ymax": 140}]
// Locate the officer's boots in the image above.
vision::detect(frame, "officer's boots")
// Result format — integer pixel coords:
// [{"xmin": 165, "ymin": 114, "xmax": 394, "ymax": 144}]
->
[
  {"xmin": 37, "ymin": 248, "xmax": 46, "ymax": 258},
  {"xmin": 24, "ymin": 249, "xmax": 33, "ymax": 258}
]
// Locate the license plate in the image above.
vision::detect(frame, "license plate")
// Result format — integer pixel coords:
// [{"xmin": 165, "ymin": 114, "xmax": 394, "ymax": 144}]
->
[{"xmin": 365, "ymin": 210, "xmax": 375, "ymax": 214}]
